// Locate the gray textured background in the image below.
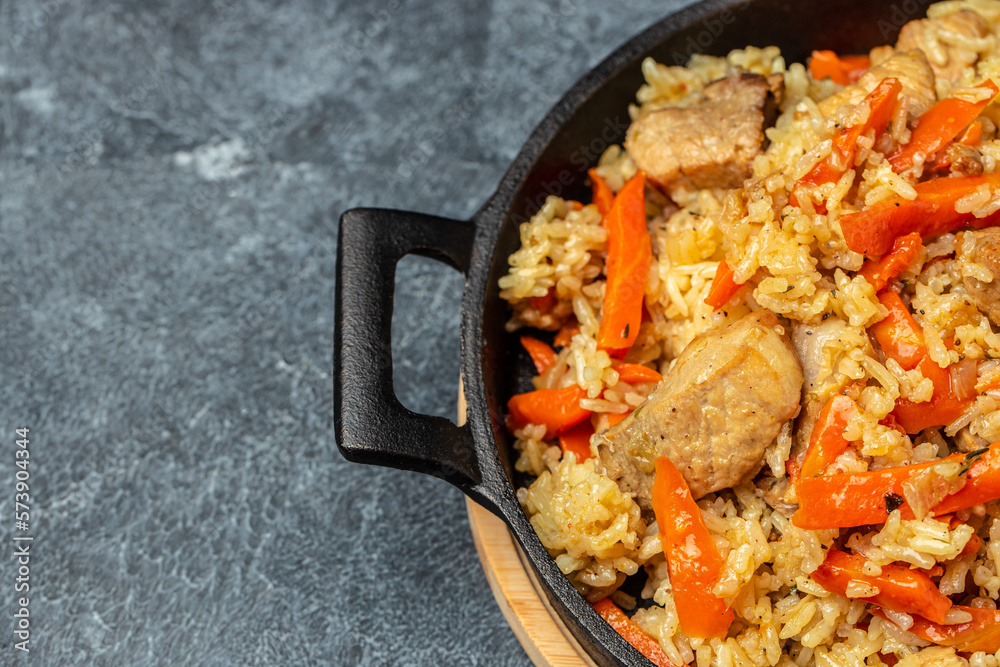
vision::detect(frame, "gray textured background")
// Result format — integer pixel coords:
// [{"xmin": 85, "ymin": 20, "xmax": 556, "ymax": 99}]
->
[{"xmin": 0, "ymin": 0, "xmax": 694, "ymax": 664}]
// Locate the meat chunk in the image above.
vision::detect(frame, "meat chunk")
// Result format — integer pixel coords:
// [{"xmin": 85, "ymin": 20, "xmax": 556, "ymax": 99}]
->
[
  {"xmin": 958, "ymin": 228, "xmax": 1000, "ymax": 325},
  {"xmin": 818, "ymin": 50, "xmax": 936, "ymax": 118},
  {"xmin": 942, "ymin": 142, "xmax": 984, "ymax": 177},
  {"xmin": 596, "ymin": 311, "xmax": 803, "ymax": 509},
  {"xmin": 789, "ymin": 318, "xmax": 870, "ymax": 463},
  {"xmin": 896, "ymin": 10, "xmax": 989, "ymax": 83},
  {"xmin": 625, "ymin": 73, "xmax": 777, "ymax": 202}
]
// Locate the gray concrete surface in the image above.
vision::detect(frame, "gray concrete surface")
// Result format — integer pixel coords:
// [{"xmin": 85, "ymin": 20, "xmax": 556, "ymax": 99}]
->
[{"xmin": 0, "ymin": 1, "xmax": 694, "ymax": 664}]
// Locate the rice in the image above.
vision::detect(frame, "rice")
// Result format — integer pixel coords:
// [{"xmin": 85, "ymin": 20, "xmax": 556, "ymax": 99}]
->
[{"xmin": 499, "ymin": 1, "xmax": 1000, "ymax": 663}]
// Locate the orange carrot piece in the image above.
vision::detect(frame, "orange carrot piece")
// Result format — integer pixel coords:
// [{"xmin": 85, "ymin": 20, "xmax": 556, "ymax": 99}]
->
[
  {"xmin": 869, "ymin": 291, "xmax": 975, "ymax": 432},
  {"xmin": 652, "ymin": 456, "xmax": 734, "ymax": 639},
  {"xmin": 592, "ymin": 598, "xmax": 680, "ymax": 667},
  {"xmin": 605, "ymin": 411, "xmax": 631, "ymax": 428},
  {"xmin": 812, "ymin": 550, "xmax": 952, "ymax": 624},
  {"xmin": 891, "ymin": 354, "xmax": 974, "ymax": 434},
  {"xmin": 598, "ymin": 171, "xmax": 651, "ymax": 357},
  {"xmin": 871, "ymin": 605, "xmax": 1000, "ymax": 653},
  {"xmin": 857, "ymin": 232, "xmax": 924, "ymax": 292},
  {"xmin": 793, "ymin": 453, "xmax": 964, "ymax": 529},
  {"xmin": 519, "ymin": 335, "xmax": 557, "ymax": 374},
  {"xmin": 809, "ymin": 50, "xmax": 871, "ymax": 85},
  {"xmin": 558, "ymin": 420, "xmax": 594, "ymax": 462},
  {"xmin": 840, "ymin": 172, "xmax": 1000, "ymax": 257},
  {"xmin": 506, "ymin": 385, "xmax": 591, "ymax": 439},
  {"xmin": 793, "ymin": 442, "xmax": 1000, "ymax": 529},
  {"xmin": 798, "ymin": 393, "xmax": 860, "ymax": 478},
  {"xmin": 588, "ymin": 168, "xmax": 615, "ymax": 216},
  {"xmin": 528, "ymin": 286, "xmax": 556, "ymax": 313},
  {"xmin": 792, "ymin": 77, "xmax": 901, "ymax": 210},
  {"xmin": 613, "ymin": 363, "xmax": 662, "ymax": 385},
  {"xmin": 888, "ymin": 80, "xmax": 998, "ymax": 173},
  {"xmin": 553, "ymin": 318, "xmax": 579, "ymax": 348},
  {"xmin": 870, "ymin": 290, "xmax": 927, "ymax": 370},
  {"xmin": 704, "ymin": 258, "xmax": 743, "ymax": 310},
  {"xmin": 958, "ymin": 119, "xmax": 984, "ymax": 146},
  {"xmin": 929, "ymin": 442, "xmax": 1000, "ymax": 516}
]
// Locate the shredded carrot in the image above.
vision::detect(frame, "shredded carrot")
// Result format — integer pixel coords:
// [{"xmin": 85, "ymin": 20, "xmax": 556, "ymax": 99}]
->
[
  {"xmin": 558, "ymin": 420, "xmax": 594, "ymax": 462},
  {"xmin": 871, "ymin": 605, "xmax": 1000, "ymax": 653},
  {"xmin": 870, "ymin": 290, "xmax": 926, "ymax": 370},
  {"xmin": 553, "ymin": 318, "xmax": 579, "ymax": 348},
  {"xmin": 592, "ymin": 598, "xmax": 680, "ymax": 667},
  {"xmin": 652, "ymin": 456, "xmax": 734, "ymax": 638},
  {"xmin": 840, "ymin": 172, "xmax": 1000, "ymax": 257},
  {"xmin": 506, "ymin": 385, "xmax": 591, "ymax": 439},
  {"xmin": 791, "ymin": 77, "xmax": 900, "ymax": 210},
  {"xmin": 857, "ymin": 232, "xmax": 924, "ymax": 292},
  {"xmin": 812, "ymin": 550, "xmax": 952, "ymax": 624},
  {"xmin": 704, "ymin": 258, "xmax": 743, "ymax": 310},
  {"xmin": 809, "ymin": 50, "xmax": 871, "ymax": 85},
  {"xmin": 612, "ymin": 363, "xmax": 662, "ymax": 385},
  {"xmin": 519, "ymin": 335, "xmax": 557, "ymax": 374},
  {"xmin": 798, "ymin": 393, "xmax": 859, "ymax": 478},
  {"xmin": 958, "ymin": 119, "xmax": 984, "ymax": 146},
  {"xmin": 588, "ymin": 168, "xmax": 615, "ymax": 216},
  {"xmin": 793, "ymin": 441, "xmax": 1000, "ymax": 529},
  {"xmin": 597, "ymin": 171, "xmax": 651, "ymax": 357},
  {"xmin": 528, "ymin": 286, "xmax": 556, "ymax": 313},
  {"xmin": 870, "ymin": 290, "xmax": 974, "ymax": 433},
  {"xmin": 888, "ymin": 80, "xmax": 998, "ymax": 173},
  {"xmin": 605, "ymin": 411, "xmax": 630, "ymax": 428}
]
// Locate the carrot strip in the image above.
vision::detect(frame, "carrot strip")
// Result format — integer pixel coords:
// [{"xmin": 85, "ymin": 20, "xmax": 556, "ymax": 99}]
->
[
  {"xmin": 506, "ymin": 385, "xmax": 591, "ymax": 439},
  {"xmin": 871, "ymin": 290, "xmax": 926, "ymax": 370},
  {"xmin": 892, "ymin": 354, "xmax": 974, "ymax": 434},
  {"xmin": 597, "ymin": 172, "xmax": 650, "ymax": 357},
  {"xmin": 592, "ymin": 598, "xmax": 680, "ymax": 667},
  {"xmin": 704, "ymin": 258, "xmax": 743, "ymax": 310},
  {"xmin": 888, "ymin": 80, "xmax": 998, "ymax": 173},
  {"xmin": 793, "ymin": 441, "xmax": 1000, "ymax": 529},
  {"xmin": 809, "ymin": 50, "xmax": 871, "ymax": 85},
  {"xmin": 958, "ymin": 119, "xmax": 984, "ymax": 146},
  {"xmin": 857, "ymin": 232, "xmax": 924, "ymax": 292},
  {"xmin": 519, "ymin": 335, "xmax": 557, "ymax": 374},
  {"xmin": 528, "ymin": 286, "xmax": 556, "ymax": 313},
  {"xmin": 791, "ymin": 77, "xmax": 901, "ymax": 210},
  {"xmin": 929, "ymin": 442, "xmax": 1000, "ymax": 516},
  {"xmin": 840, "ymin": 172, "xmax": 1000, "ymax": 257},
  {"xmin": 588, "ymin": 168, "xmax": 615, "ymax": 216},
  {"xmin": 605, "ymin": 411, "xmax": 630, "ymax": 428},
  {"xmin": 812, "ymin": 550, "xmax": 952, "ymax": 624},
  {"xmin": 558, "ymin": 420, "xmax": 594, "ymax": 462},
  {"xmin": 553, "ymin": 318, "xmax": 579, "ymax": 348},
  {"xmin": 798, "ymin": 393, "xmax": 860, "ymax": 478},
  {"xmin": 612, "ymin": 363, "xmax": 662, "ymax": 385},
  {"xmin": 870, "ymin": 291, "xmax": 975, "ymax": 433},
  {"xmin": 652, "ymin": 456, "xmax": 733, "ymax": 639},
  {"xmin": 871, "ymin": 605, "xmax": 1000, "ymax": 653}
]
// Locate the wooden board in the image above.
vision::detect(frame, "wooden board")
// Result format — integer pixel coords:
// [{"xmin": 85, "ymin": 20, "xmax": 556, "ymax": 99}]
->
[
  {"xmin": 467, "ymin": 498, "xmax": 596, "ymax": 667},
  {"xmin": 459, "ymin": 378, "xmax": 592, "ymax": 666}
]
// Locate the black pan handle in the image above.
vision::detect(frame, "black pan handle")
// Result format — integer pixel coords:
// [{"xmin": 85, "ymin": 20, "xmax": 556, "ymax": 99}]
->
[{"xmin": 335, "ymin": 207, "xmax": 481, "ymax": 491}]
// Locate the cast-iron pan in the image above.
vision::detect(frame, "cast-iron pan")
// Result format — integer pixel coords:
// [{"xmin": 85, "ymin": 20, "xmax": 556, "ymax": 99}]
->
[{"xmin": 335, "ymin": 0, "xmax": 932, "ymax": 663}]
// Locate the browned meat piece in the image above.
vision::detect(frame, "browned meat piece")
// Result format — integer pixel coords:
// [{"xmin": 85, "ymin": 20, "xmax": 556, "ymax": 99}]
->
[
  {"xmin": 943, "ymin": 142, "xmax": 984, "ymax": 177},
  {"xmin": 955, "ymin": 425, "xmax": 989, "ymax": 453},
  {"xmin": 959, "ymin": 229, "xmax": 1000, "ymax": 325},
  {"xmin": 625, "ymin": 73, "xmax": 777, "ymax": 200},
  {"xmin": 896, "ymin": 10, "xmax": 989, "ymax": 83},
  {"xmin": 595, "ymin": 311, "xmax": 803, "ymax": 509},
  {"xmin": 818, "ymin": 50, "xmax": 936, "ymax": 118},
  {"xmin": 755, "ymin": 475, "xmax": 797, "ymax": 518}
]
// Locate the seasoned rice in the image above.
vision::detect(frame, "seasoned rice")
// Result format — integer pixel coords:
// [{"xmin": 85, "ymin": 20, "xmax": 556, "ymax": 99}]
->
[{"xmin": 500, "ymin": 2, "xmax": 1000, "ymax": 664}]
